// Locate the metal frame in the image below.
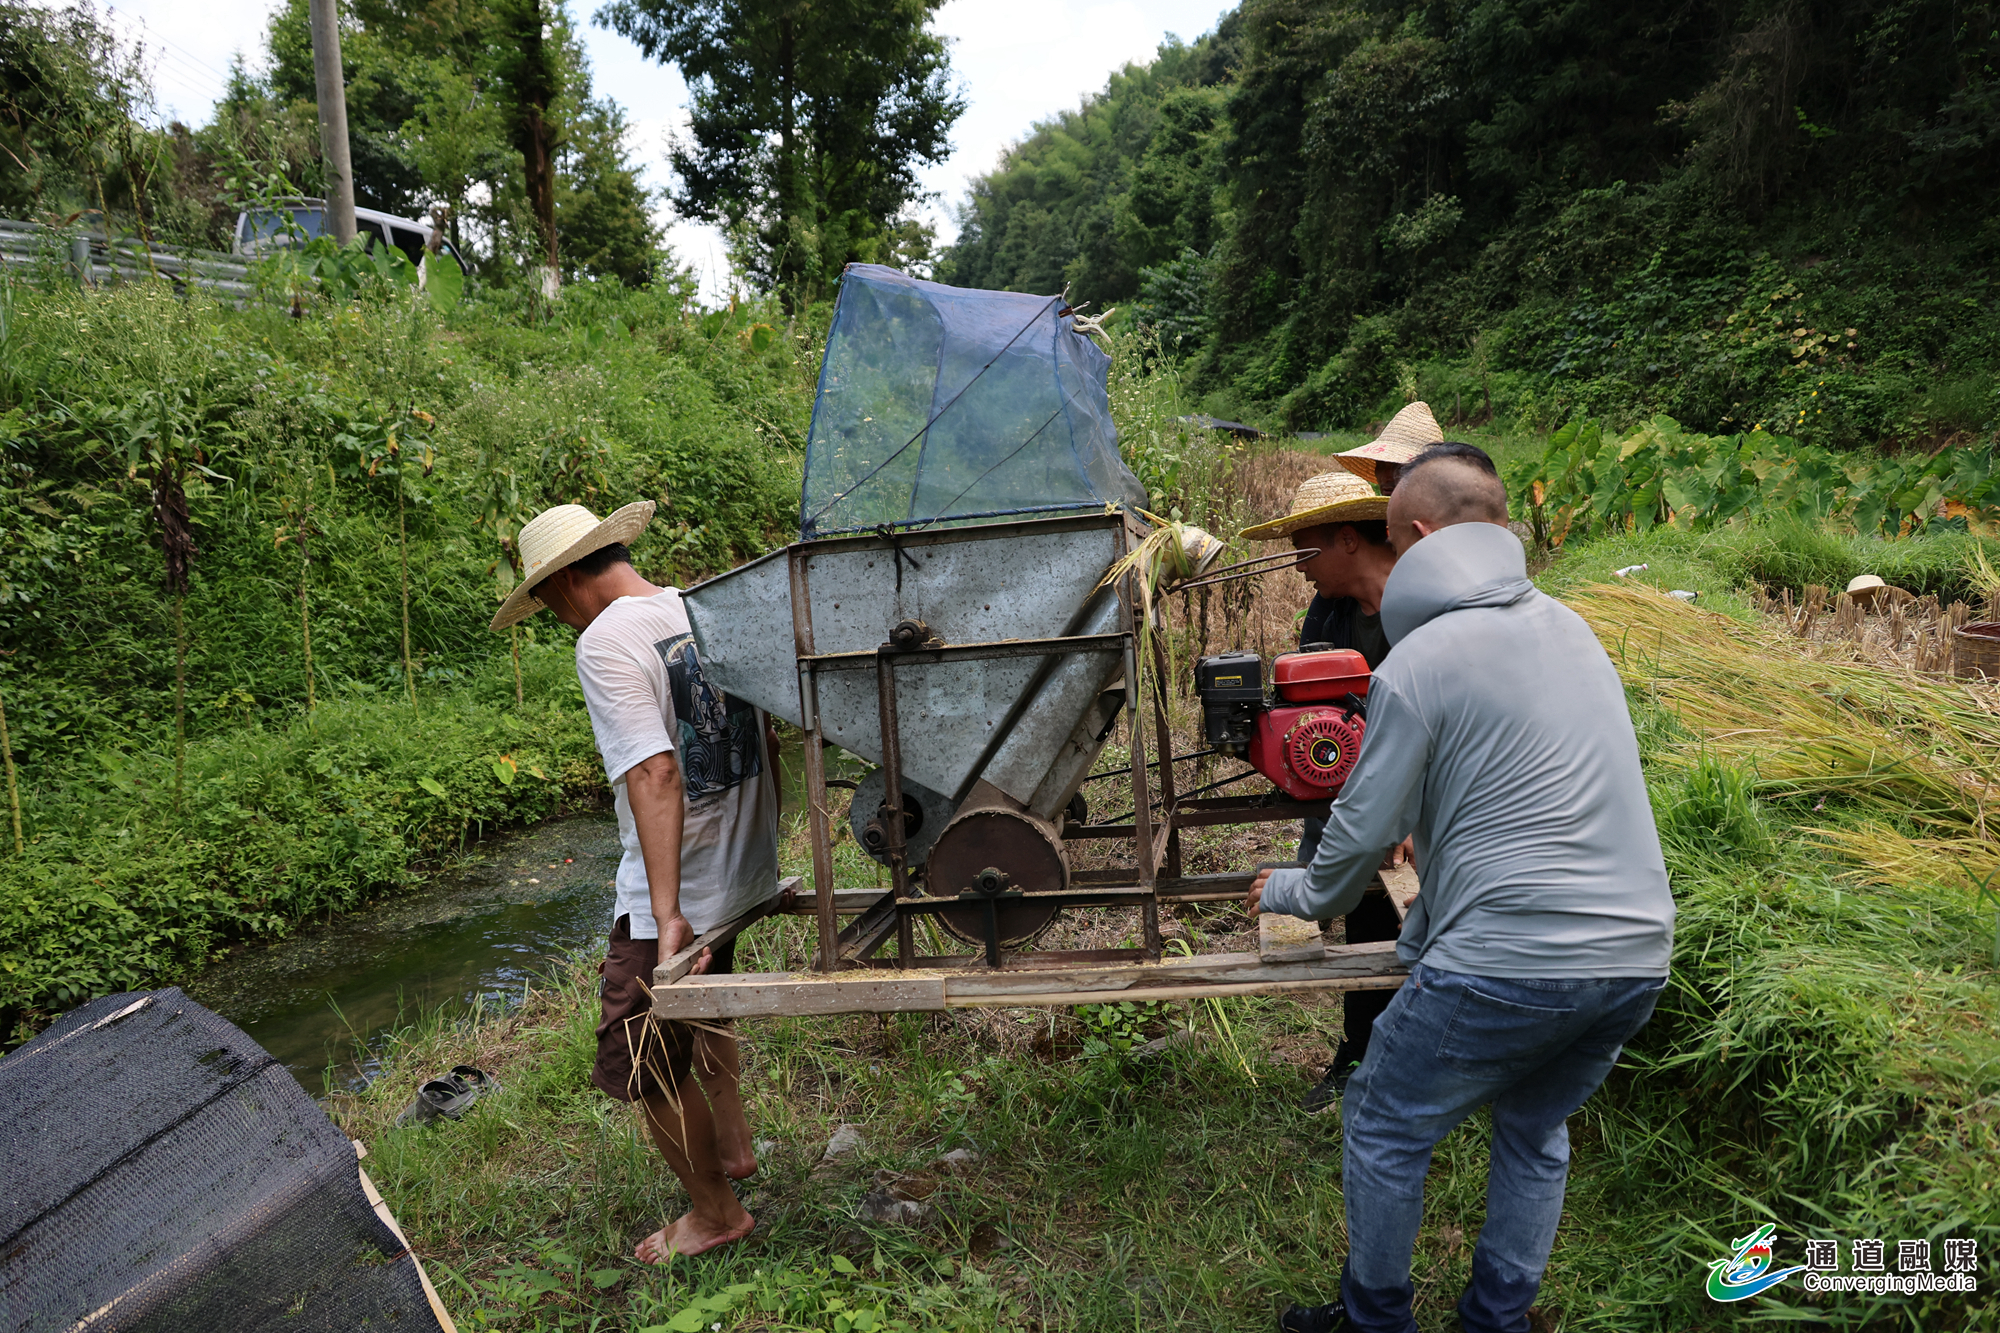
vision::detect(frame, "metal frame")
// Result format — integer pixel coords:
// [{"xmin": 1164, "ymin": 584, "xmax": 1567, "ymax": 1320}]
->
[{"xmin": 653, "ymin": 513, "xmax": 1409, "ymax": 1018}]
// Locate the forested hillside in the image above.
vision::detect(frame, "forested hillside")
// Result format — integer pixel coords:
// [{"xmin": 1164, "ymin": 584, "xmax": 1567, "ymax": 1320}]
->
[{"xmin": 942, "ymin": 0, "xmax": 2000, "ymax": 446}]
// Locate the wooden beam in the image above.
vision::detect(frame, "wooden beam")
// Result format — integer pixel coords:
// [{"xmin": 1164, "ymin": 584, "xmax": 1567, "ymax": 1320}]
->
[
  {"xmin": 654, "ymin": 974, "xmax": 950, "ymax": 1019},
  {"xmin": 650, "ymin": 940, "xmax": 1406, "ymax": 1019},
  {"xmin": 779, "ymin": 890, "xmax": 889, "ymax": 916},
  {"xmin": 1381, "ymin": 864, "xmax": 1419, "ymax": 924},
  {"xmin": 836, "ymin": 889, "xmax": 901, "ymax": 961},
  {"xmin": 651, "ymin": 876, "xmax": 802, "ymax": 986}
]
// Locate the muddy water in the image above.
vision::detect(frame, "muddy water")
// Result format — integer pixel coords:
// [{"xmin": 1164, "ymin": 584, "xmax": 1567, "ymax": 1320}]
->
[{"xmin": 184, "ymin": 815, "xmax": 623, "ymax": 1095}]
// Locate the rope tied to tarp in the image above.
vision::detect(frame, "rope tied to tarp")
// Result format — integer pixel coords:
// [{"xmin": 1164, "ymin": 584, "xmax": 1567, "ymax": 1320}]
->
[{"xmin": 873, "ymin": 524, "xmax": 923, "ymax": 594}]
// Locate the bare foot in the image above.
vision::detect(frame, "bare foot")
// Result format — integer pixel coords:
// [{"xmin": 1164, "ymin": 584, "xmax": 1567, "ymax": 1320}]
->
[
  {"xmin": 722, "ymin": 1146, "xmax": 758, "ymax": 1181},
  {"xmin": 634, "ymin": 1209, "xmax": 755, "ymax": 1262}
]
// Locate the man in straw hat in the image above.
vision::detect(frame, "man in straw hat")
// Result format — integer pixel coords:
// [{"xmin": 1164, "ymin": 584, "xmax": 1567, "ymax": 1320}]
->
[
  {"xmin": 1331, "ymin": 401, "xmax": 1445, "ymax": 496},
  {"xmin": 1249, "ymin": 449, "xmax": 1674, "ymax": 1333},
  {"xmin": 492, "ymin": 501, "xmax": 782, "ymax": 1260},
  {"xmin": 1240, "ymin": 466, "xmax": 1406, "ymax": 1115}
]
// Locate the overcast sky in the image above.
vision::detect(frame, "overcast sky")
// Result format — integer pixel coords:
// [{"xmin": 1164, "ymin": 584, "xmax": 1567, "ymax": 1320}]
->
[{"xmin": 98, "ymin": 0, "xmax": 1231, "ymax": 298}]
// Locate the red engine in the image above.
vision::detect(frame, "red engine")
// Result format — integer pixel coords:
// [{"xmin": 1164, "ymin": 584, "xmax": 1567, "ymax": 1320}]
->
[{"xmin": 1196, "ymin": 648, "xmax": 1370, "ymax": 800}]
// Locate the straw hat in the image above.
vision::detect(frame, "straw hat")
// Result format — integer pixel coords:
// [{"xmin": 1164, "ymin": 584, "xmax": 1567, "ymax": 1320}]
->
[
  {"xmin": 489, "ymin": 500, "xmax": 656, "ymax": 631},
  {"xmin": 1844, "ymin": 574, "xmax": 1888, "ymax": 606},
  {"xmin": 1335, "ymin": 401, "xmax": 1444, "ymax": 485},
  {"xmin": 1239, "ymin": 470, "xmax": 1390, "ymax": 541}
]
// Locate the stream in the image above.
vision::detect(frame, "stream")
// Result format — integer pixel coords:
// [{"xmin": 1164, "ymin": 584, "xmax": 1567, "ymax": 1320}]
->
[
  {"xmin": 183, "ymin": 738, "xmax": 839, "ymax": 1096},
  {"xmin": 183, "ymin": 814, "xmax": 625, "ymax": 1095}
]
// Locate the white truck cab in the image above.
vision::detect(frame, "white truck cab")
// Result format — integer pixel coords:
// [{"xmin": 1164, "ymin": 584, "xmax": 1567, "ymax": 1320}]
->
[{"xmin": 233, "ymin": 198, "xmax": 463, "ymax": 268}]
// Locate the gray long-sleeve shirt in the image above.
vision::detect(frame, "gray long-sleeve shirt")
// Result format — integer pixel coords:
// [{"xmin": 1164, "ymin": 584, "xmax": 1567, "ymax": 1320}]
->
[{"xmin": 1259, "ymin": 522, "xmax": 1675, "ymax": 978}]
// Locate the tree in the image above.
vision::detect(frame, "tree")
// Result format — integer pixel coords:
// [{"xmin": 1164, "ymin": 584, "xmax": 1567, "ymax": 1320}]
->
[
  {"xmin": 491, "ymin": 0, "xmax": 563, "ymax": 292},
  {"xmin": 256, "ymin": 0, "xmax": 661, "ymax": 287},
  {"xmin": 599, "ymin": 0, "xmax": 963, "ymax": 304},
  {"xmin": 556, "ymin": 95, "xmax": 663, "ymax": 286},
  {"xmin": 937, "ymin": 27, "xmax": 1239, "ymax": 303}
]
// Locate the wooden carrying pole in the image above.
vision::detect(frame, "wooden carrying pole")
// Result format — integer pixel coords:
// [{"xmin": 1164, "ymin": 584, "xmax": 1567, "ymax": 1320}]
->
[{"xmin": 308, "ymin": 0, "xmax": 358, "ymax": 245}]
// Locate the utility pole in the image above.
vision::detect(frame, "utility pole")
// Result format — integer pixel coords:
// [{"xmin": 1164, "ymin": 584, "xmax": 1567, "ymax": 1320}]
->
[{"xmin": 308, "ymin": 0, "xmax": 357, "ymax": 245}]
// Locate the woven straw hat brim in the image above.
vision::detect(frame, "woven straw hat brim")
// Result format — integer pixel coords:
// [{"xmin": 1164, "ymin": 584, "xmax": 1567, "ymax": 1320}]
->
[
  {"xmin": 1335, "ymin": 401, "xmax": 1444, "ymax": 483},
  {"xmin": 1239, "ymin": 493, "xmax": 1390, "ymax": 541},
  {"xmin": 489, "ymin": 500, "xmax": 656, "ymax": 631}
]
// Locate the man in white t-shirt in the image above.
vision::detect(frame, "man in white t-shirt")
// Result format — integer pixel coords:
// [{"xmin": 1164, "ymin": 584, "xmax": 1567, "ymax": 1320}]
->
[{"xmin": 491, "ymin": 500, "xmax": 782, "ymax": 1261}]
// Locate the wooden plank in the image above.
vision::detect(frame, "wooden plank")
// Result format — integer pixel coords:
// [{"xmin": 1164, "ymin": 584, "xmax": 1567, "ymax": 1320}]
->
[
  {"xmin": 1259, "ymin": 914, "xmax": 1325, "ymax": 963},
  {"xmin": 651, "ymin": 877, "xmax": 802, "ymax": 986},
  {"xmin": 653, "ymin": 973, "xmax": 949, "ymax": 1019},
  {"xmin": 780, "ymin": 890, "xmax": 888, "ymax": 915},
  {"xmin": 356, "ymin": 1153, "xmax": 461, "ymax": 1333},
  {"xmin": 949, "ymin": 974, "xmax": 1406, "ymax": 1006},
  {"xmin": 1381, "ymin": 864, "xmax": 1419, "ymax": 924},
  {"xmin": 1158, "ymin": 871, "xmax": 1256, "ymax": 904},
  {"xmin": 944, "ymin": 942, "xmax": 1401, "ymax": 997},
  {"xmin": 648, "ymin": 943, "xmax": 1408, "ymax": 1019},
  {"xmin": 656, "ymin": 940, "xmax": 1408, "ymax": 1012},
  {"xmin": 836, "ymin": 889, "xmax": 901, "ymax": 961}
]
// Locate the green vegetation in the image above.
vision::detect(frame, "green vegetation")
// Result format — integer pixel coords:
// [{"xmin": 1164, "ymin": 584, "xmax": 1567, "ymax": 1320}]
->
[
  {"xmin": 598, "ymin": 0, "xmax": 963, "ymax": 300},
  {"xmin": 1511, "ymin": 416, "xmax": 2000, "ymax": 548},
  {"xmin": 941, "ymin": 0, "xmax": 2000, "ymax": 449},
  {"xmin": 332, "ymin": 530, "xmax": 2000, "ymax": 1330},
  {"xmin": 0, "ymin": 270, "xmax": 812, "ymax": 1037}
]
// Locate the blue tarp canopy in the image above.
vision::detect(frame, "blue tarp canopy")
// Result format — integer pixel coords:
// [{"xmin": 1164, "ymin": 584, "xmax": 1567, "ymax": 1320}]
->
[{"xmin": 799, "ymin": 264, "xmax": 1146, "ymax": 539}]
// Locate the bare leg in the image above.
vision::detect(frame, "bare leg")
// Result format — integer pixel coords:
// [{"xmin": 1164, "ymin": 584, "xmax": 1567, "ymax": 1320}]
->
[
  {"xmin": 633, "ymin": 1084, "xmax": 754, "ymax": 1261},
  {"xmin": 694, "ymin": 1027, "xmax": 758, "ymax": 1180}
]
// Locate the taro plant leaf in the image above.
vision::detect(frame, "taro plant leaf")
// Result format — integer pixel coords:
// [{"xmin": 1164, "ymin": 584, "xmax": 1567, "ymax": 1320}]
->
[
  {"xmin": 422, "ymin": 249, "xmax": 463, "ymax": 310},
  {"xmin": 492, "ymin": 755, "xmax": 517, "ymax": 785}
]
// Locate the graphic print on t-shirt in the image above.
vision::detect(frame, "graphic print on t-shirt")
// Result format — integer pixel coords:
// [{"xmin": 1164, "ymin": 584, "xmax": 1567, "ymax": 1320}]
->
[{"xmin": 655, "ymin": 632, "xmax": 763, "ymax": 800}]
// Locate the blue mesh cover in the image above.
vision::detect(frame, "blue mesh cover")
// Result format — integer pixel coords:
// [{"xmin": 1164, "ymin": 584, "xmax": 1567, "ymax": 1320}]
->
[{"xmin": 799, "ymin": 264, "xmax": 1146, "ymax": 538}]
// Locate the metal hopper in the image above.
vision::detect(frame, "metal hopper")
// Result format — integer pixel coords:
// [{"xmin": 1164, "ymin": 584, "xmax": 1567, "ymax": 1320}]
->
[{"xmin": 682, "ymin": 513, "xmax": 1129, "ymax": 810}]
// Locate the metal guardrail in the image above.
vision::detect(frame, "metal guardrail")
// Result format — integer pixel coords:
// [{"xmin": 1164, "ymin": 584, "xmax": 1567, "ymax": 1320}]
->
[{"xmin": 0, "ymin": 219, "xmax": 258, "ymax": 300}]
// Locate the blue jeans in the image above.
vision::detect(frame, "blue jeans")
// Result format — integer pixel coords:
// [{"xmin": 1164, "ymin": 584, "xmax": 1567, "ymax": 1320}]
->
[{"xmin": 1338, "ymin": 962, "xmax": 1665, "ymax": 1333}]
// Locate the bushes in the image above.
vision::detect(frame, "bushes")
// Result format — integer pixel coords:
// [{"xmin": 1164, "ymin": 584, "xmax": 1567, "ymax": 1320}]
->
[
  {"xmin": 0, "ymin": 640, "xmax": 604, "ymax": 1034},
  {"xmin": 0, "ymin": 270, "xmax": 813, "ymax": 1036}
]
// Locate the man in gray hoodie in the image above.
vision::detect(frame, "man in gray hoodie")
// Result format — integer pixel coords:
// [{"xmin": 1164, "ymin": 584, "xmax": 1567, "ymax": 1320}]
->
[{"xmin": 1250, "ymin": 452, "xmax": 1675, "ymax": 1333}]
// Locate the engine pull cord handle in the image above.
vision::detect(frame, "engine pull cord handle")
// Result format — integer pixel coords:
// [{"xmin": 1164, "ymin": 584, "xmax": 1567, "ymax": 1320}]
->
[{"xmin": 1339, "ymin": 691, "xmax": 1368, "ymax": 723}]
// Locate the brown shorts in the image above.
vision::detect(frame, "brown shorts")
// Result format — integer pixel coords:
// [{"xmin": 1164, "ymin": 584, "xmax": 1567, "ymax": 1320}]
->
[{"xmin": 591, "ymin": 915, "xmax": 737, "ymax": 1103}]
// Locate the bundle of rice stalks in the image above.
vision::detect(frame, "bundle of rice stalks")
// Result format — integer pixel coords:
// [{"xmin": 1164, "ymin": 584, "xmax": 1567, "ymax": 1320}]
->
[
  {"xmin": 1097, "ymin": 512, "xmax": 1225, "ymax": 670},
  {"xmin": 1971, "ymin": 542, "xmax": 2000, "ymax": 605},
  {"xmin": 1568, "ymin": 583, "xmax": 1999, "ymax": 888}
]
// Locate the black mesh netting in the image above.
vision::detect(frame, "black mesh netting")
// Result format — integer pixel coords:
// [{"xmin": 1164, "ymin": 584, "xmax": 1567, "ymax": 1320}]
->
[{"xmin": 0, "ymin": 988, "xmax": 445, "ymax": 1333}]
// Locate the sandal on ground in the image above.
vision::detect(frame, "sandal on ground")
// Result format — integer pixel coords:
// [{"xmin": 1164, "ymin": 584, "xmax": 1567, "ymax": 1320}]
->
[
  {"xmin": 395, "ymin": 1075, "xmax": 477, "ymax": 1126},
  {"xmin": 450, "ymin": 1065, "xmax": 501, "ymax": 1097}
]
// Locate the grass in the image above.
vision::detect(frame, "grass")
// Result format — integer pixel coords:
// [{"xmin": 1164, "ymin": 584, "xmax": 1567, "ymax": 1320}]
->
[
  {"xmin": 327, "ymin": 531, "xmax": 2000, "ymax": 1332},
  {"xmin": 342, "ymin": 815, "xmax": 2000, "ymax": 1331}
]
